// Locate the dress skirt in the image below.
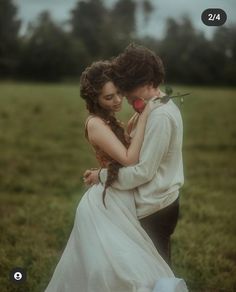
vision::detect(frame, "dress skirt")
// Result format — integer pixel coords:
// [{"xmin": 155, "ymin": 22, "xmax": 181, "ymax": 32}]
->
[{"xmin": 45, "ymin": 184, "xmax": 188, "ymax": 292}]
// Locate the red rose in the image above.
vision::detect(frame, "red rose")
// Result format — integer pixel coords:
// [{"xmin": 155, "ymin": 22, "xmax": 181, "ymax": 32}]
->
[{"xmin": 132, "ymin": 98, "xmax": 146, "ymax": 113}]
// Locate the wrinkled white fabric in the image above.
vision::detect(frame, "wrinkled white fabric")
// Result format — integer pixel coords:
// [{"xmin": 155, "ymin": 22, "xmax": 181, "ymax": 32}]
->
[{"xmin": 45, "ymin": 184, "xmax": 188, "ymax": 292}]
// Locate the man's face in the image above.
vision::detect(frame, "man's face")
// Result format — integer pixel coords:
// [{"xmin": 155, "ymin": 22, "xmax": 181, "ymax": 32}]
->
[{"xmin": 125, "ymin": 84, "xmax": 155, "ymax": 104}]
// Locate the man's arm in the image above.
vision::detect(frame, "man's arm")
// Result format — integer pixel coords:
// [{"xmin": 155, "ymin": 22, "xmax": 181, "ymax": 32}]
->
[{"xmin": 99, "ymin": 111, "xmax": 173, "ymax": 190}]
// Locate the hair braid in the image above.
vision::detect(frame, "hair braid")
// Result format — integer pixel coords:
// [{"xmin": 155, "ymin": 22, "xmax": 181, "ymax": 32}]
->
[{"xmin": 102, "ymin": 116, "xmax": 129, "ymax": 207}]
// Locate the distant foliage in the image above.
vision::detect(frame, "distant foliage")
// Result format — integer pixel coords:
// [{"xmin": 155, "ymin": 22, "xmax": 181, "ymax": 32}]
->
[
  {"xmin": 158, "ymin": 17, "xmax": 236, "ymax": 85},
  {"xmin": 0, "ymin": 0, "xmax": 235, "ymax": 84},
  {"xmin": 19, "ymin": 11, "xmax": 90, "ymax": 81},
  {"xmin": 70, "ymin": 0, "xmax": 108, "ymax": 57},
  {"xmin": 0, "ymin": 0, "xmax": 21, "ymax": 77}
]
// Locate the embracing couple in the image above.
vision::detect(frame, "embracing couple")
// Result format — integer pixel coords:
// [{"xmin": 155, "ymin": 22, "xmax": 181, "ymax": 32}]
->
[{"xmin": 45, "ymin": 44, "xmax": 188, "ymax": 292}]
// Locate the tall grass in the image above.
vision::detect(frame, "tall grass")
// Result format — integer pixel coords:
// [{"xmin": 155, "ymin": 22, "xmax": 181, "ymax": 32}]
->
[{"xmin": 0, "ymin": 82, "xmax": 235, "ymax": 291}]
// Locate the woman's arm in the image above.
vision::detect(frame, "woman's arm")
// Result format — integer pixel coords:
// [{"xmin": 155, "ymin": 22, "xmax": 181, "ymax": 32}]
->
[
  {"xmin": 87, "ymin": 104, "xmax": 151, "ymax": 167},
  {"xmin": 85, "ymin": 112, "xmax": 173, "ymax": 188}
]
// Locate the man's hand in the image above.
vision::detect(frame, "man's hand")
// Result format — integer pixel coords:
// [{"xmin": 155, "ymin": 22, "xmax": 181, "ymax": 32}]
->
[{"xmin": 83, "ymin": 169, "xmax": 99, "ymax": 186}]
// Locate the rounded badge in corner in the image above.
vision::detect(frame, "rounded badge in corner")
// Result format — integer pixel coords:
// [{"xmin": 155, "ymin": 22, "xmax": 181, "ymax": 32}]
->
[
  {"xmin": 9, "ymin": 267, "xmax": 27, "ymax": 284},
  {"xmin": 201, "ymin": 8, "xmax": 227, "ymax": 26}
]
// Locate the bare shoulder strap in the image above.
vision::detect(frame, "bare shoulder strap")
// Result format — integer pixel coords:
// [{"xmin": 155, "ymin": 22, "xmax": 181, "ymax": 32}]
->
[
  {"xmin": 84, "ymin": 115, "xmax": 95, "ymax": 140},
  {"xmin": 127, "ymin": 113, "xmax": 139, "ymax": 135}
]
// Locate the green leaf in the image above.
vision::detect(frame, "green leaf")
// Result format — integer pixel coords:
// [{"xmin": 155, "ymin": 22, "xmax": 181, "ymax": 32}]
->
[{"xmin": 165, "ymin": 85, "xmax": 173, "ymax": 96}]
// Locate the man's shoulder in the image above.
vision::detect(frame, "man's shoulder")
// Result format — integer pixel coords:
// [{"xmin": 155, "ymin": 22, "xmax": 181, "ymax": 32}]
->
[
  {"xmin": 151, "ymin": 100, "xmax": 178, "ymax": 116},
  {"xmin": 149, "ymin": 100, "xmax": 182, "ymax": 126}
]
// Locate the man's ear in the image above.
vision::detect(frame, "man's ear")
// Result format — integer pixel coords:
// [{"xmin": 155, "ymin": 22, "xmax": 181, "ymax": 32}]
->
[
  {"xmin": 147, "ymin": 82, "xmax": 154, "ymax": 89},
  {"xmin": 147, "ymin": 83, "xmax": 155, "ymax": 92}
]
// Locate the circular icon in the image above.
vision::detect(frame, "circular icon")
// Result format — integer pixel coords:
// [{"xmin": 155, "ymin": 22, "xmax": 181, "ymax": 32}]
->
[
  {"xmin": 14, "ymin": 272, "xmax": 22, "ymax": 281},
  {"xmin": 9, "ymin": 267, "xmax": 26, "ymax": 283},
  {"xmin": 201, "ymin": 8, "xmax": 227, "ymax": 26}
]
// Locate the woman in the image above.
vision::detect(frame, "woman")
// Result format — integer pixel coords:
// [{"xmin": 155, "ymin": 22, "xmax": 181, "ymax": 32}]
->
[{"xmin": 45, "ymin": 61, "xmax": 187, "ymax": 292}]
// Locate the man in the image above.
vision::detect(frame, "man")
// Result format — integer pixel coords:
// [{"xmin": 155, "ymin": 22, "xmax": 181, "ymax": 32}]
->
[{"xmin": 85, "ymin": 44, "xmax": 184, "ymax": 266}]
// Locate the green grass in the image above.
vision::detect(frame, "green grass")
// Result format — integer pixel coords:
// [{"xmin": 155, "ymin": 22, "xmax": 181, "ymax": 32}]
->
[{"xmin": 0, "ymin": 82, "xmax": 235, "ymax": 291}]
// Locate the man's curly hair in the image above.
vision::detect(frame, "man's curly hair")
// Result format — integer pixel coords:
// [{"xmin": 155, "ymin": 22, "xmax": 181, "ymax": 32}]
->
[{"xmin": 112, "ymin": 43, "xmax": 165, "ymax": 92}]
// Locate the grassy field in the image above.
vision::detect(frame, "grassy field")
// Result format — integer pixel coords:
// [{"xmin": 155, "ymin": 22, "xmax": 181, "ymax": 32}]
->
[{"xmin": 0, "ymin": 82, "xmax": 235, "ymax": 291}]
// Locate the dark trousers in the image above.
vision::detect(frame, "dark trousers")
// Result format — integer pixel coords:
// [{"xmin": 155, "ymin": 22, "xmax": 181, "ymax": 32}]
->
[{"xmin": 139, "ymin": 198, "xmax": 179, "ymax": 266}]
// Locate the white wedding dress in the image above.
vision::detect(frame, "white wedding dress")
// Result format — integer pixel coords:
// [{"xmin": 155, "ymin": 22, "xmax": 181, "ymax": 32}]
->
[{"xmin": 45, "ymin": 183, "xmax": 188, "ymax": 292}]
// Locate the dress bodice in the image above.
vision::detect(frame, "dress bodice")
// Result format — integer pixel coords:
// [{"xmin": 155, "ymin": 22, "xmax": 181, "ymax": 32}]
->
[{"xmin": 93, "ymin": 146, "xmax": 112, "ymax": 168}]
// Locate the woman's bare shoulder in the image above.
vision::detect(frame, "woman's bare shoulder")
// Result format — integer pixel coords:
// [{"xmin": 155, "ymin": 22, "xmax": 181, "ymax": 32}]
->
[{"xmin": 86, "ymin": 116, "xmax": 110, "ymax": 137}]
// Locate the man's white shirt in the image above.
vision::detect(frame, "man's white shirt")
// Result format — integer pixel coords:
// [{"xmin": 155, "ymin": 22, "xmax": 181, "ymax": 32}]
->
[{"xmin": 100, "ymin": 99, "xmax": 184, "ymax": 219}]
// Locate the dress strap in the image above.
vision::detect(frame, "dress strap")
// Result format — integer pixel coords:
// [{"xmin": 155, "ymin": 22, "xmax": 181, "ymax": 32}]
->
[
  {"xmin": 127, "ymin": 113, "xmax": 139, "ymax": 135},
  {"xmin": 84, "ymin": 115, "xmax": 95, "ymax": 140},
  {"xmin": 84, "ymin": 115, "xmax": 110, "ymax": 140}
]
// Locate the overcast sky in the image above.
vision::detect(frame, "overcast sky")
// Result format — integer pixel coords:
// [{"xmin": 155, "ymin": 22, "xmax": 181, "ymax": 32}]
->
[{"xmin": 14, "ymin": 0, "xmax": 236, "ymax": 39}]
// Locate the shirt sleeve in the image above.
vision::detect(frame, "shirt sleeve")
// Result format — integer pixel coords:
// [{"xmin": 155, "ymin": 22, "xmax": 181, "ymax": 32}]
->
[{"xmin": 99, "ymin": 111, "xmax": 172, "ymax": 190}]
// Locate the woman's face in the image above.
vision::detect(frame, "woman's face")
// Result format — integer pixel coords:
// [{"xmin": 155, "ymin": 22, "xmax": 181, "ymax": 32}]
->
[{"xmin": 98, "ymin": 81, "xmax": 123, "ymax": 113}]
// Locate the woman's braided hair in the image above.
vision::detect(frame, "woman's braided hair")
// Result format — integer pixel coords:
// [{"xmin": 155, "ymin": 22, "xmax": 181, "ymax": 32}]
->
[{"xmin": 80, "ymin": 61, "xmax": 129, "ymax": 207}]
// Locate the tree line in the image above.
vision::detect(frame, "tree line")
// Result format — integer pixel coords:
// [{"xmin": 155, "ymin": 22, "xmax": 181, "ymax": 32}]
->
[{"xmin": 0, "ymin": 0, "xmax": 235, "ymax": 85}]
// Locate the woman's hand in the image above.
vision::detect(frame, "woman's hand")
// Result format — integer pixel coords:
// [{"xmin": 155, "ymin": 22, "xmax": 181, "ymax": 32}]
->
[
  {"xmin": 83, "ymin": 169, "xmax": 99, "ymax": 186},
  {"xmin": 139, "ymin": 98, "xmax": 153, "ymax": 118},
  {"xmin": 140, "ymin": 96, "xmax": 162, "ymax": 117}
]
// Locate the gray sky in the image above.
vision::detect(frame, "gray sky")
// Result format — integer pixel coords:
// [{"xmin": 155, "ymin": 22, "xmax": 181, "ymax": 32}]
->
[{"xmin": 14, "ymin": 0, "xmax": 236, "ymax": 39}]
